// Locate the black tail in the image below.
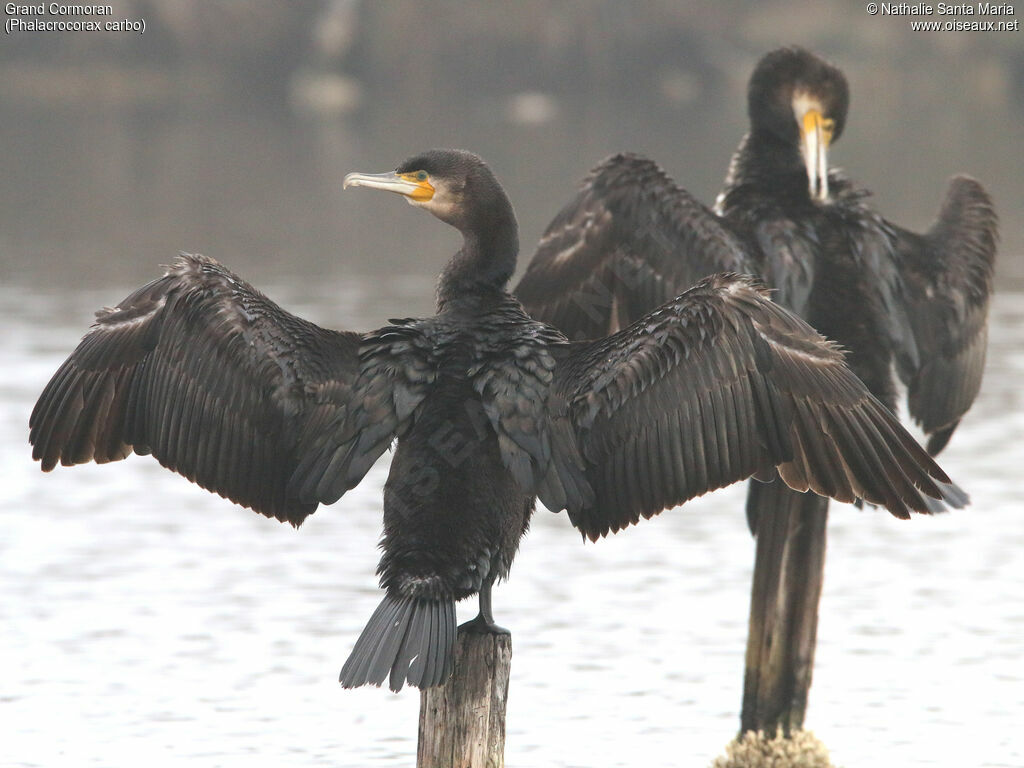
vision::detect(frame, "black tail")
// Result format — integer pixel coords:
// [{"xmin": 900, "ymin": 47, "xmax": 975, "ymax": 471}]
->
[{"xmin": 340, "ymin": 594, "xmax": 456, "ymax": 692}]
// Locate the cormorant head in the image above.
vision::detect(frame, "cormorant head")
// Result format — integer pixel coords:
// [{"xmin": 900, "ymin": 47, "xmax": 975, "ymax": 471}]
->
[
  {"xmin": 747, "ymin": 47, "xmax": 849, "ymax": 201},
  {"xmin": 344, "ymin": 149, "xmax": 513, "ymax": 236}
]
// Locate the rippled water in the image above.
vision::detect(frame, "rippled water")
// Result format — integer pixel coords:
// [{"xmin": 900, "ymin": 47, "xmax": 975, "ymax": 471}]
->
[{"xmin": 2, "ymin": 283, "xmax": 1022, "ymax": 768}]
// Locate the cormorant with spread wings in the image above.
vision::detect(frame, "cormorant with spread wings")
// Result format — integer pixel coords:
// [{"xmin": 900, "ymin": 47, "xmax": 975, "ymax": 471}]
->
[
  {"xmin": 31, "ymin": 148, "xmax": 963, "ymax": 694},
  {"xmin": 516, "ymin": 47, "xmax": 996, "ymax": 532}
]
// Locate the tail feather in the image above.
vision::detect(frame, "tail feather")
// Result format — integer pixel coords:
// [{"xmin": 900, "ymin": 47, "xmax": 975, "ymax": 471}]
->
[
  {"xmin": 349, "ymin": 596, "xmax": 403, "ymax": 686},
  {"xmin": 366, "ymin": 600, "xmax": 415, "ymax": 685},
  {"xmin": 340, "ymin": 595, "xmax": 456, "ymax": 693},
  {"xmin": 405, "ymin": 601, "xmax": 432, "ymax": 685},
  {"xmin": 391, "ymin": 601, "xmax": 427, "ymax": 691}
]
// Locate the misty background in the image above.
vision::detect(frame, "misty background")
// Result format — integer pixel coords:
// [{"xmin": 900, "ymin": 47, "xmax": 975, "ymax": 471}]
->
[{"xmin": 1, "ymin": 0, "xmax": 1021, "ymax": 309}]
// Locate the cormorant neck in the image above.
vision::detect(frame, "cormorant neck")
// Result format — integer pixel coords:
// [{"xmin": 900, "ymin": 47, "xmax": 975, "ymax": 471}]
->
[
  {"xmin": 436, "ymin": 200, "xmax": 519, "ymax": 309},
  {"xmin": 723, "ymin": 131, "xmax": 810, "ymax": 200}
]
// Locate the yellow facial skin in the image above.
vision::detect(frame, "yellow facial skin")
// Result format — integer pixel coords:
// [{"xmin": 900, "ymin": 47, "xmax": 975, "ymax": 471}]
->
[
  {"xmin": 398, "ymin": 171, "xmax": 435, "ymax": 202},
  {"xmin": 801, "ymin": 109, "xmax": 835, "ymax": 149}
]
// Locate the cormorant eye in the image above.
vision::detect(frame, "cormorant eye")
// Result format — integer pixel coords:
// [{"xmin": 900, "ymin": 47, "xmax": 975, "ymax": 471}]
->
[{"xmin": 416, "ymin": 171, "xmax": 428, "ymax": 181}]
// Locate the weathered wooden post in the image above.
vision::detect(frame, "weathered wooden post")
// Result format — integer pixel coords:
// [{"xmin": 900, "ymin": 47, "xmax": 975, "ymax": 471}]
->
[
  {"xmin": 417, "ymin": 631, "xmax": 512, "ymax": 768},
  {"xmin": 741, "ymin": 482, "xmax": 829, "ymax": 737}
]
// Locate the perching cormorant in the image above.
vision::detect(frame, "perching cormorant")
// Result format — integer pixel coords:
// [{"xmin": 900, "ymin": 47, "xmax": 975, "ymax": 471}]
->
[
  {"xmin": 31, "ymin": 148, "xmax": 963, "ymax": 694},
  {"xmin": 516, "ymin": 47, "xmax": 996, "ymax": 530}
]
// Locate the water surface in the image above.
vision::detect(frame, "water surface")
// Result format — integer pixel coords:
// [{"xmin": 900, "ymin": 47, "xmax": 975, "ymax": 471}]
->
[{"xmin": 3, "ymin": 284, "xmax": 1022, "ymax": 768}]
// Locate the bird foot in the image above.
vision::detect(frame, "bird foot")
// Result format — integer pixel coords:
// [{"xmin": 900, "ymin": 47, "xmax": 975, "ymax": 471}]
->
[{"xmin": 458, "ymin": 614, "xmax": 511, "ymax": 636}]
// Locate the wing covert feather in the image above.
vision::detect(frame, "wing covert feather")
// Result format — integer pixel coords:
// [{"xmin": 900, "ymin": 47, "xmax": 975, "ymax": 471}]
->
[{"xmin": 288, "ymin": 322, "xmax": 437, "ymax": 506}]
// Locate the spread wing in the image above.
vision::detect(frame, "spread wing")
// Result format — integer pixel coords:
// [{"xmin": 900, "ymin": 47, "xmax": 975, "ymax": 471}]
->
[
  {"xmin": 515, "ymin": 153, "xmax": 753, "ymax": 340},
  {"xmin": 543, "ymin": 273, "xmax": 960, "ymax": 540},
  {"xmin": 890, "ymin": 175, "xmax": 998, "ymax": 455},
  {"xmin": 30, "ymin": 253, "xmax": 428, "ymax": 526}
]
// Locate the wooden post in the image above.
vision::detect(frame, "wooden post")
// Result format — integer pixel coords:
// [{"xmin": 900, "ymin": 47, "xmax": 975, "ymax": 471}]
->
[
  {"xmin": 417, "ymin": 631, "xmax": 512, "ymax": 768},
  {"xmin": 741, "ymin": 479, "xmax": 829, "ymax": 737}
]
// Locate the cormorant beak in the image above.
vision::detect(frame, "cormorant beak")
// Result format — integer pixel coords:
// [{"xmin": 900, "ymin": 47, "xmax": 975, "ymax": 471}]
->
[
  {"xmin": 343, "ymin": 171, "xmax": 435, "ymax": 202},
  {"xmin": 799, "ymin": 108, "xmax": 834, "ymax": 201}
]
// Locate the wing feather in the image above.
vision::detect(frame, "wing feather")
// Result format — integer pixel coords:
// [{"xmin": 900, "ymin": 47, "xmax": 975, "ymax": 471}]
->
[
  {"xmin": 516, "ymin": 153, "xmax": 753, "ymax": 339},
  {"xmin": 891, "ymin": 175, "xmax": 997, "ymax": 454},
  {"xmin": 546, "ymin": 273, "xmax": 960, "ymax": 540},
  {"xmin": 30, "ymin": 253, "xmax": 364, "ymax": 526}
]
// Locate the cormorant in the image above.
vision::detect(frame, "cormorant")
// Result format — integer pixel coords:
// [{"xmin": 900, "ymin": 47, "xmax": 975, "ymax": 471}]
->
[
  {"xmin": 516, "ymin": 47, "xmax": 996, "ymax": 530},
  {"xmin": 31, "ymin": 148, "xmax": 963, "ymax": 694}
]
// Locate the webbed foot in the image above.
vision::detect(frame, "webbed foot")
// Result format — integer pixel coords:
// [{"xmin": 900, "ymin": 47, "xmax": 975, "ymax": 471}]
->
[{"xmin": 459, "ymin": 613, "xmax": 511, "ymax": 635}]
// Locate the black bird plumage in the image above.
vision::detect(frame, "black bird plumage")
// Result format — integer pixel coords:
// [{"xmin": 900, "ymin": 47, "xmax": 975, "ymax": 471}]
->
[
  {"xmin": 31, "ymin": 148, "xmax": 963, "ymax": 693},
  {"xmin": 516, "ymin": 47, "xmax": 995, "ymax": 530}
]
